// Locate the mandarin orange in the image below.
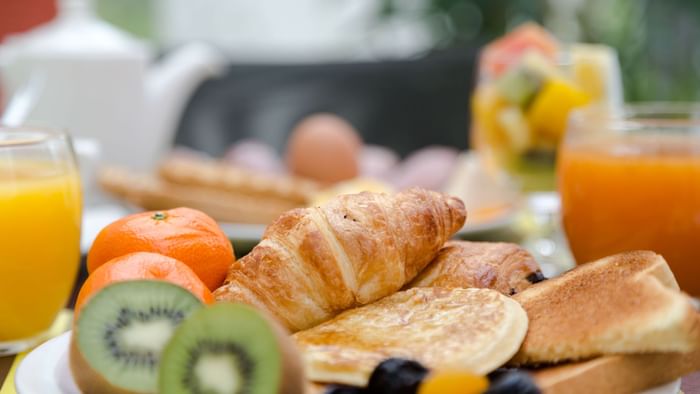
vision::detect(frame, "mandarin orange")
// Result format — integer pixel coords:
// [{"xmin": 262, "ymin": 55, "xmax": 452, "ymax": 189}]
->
[
  {"xmin": 75, "ymin": 251, "xmax": 214, "ymax": 317},
  {"xmin": 87, "ymin": 207, "xmax": 234, "ymax": 290}
]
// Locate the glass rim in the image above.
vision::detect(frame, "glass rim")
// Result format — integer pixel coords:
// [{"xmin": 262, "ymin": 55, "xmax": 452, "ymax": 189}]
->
[
  {"xmin": 0, "ymin": 125, "xmax": 71, "ymax": 148},
  {"xmin": 477, "ymin": 44, "xmax": 618, "ymax": 73},
  {"xmin": 569, "ymin": 102, "xmax": 700, "ymax": 130}
]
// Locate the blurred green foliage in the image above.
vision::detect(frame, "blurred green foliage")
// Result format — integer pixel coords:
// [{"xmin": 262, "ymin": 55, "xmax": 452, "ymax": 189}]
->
[
  {"xmin": 580, "ymin": 0, "xmax": 700, "ymax": 101},
  {"xmin": 381, "ymin": 0, "xmax": 700, "ymax": 101},
  {"xmin": 379, "ymin": 0, "xmax": 546, "ymax": 48},
  {"xmin": 95, "ymin": 0, "xmax": 154, "ymax": 41}
]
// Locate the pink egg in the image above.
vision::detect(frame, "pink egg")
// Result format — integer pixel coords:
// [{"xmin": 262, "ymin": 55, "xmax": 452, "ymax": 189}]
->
[
  {"xmin": 390, "ymin": 146, "xmax": 460, "ymax": 191},
  {"xmin": 359, "ymin": 145, "xmax": 400, "ymax": 180},
  {"xmin": 224, "ymin": 138, "xmax": 285, "ymax": 174}
]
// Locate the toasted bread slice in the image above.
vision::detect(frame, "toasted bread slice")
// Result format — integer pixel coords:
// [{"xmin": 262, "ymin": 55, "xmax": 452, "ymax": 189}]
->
[
  {"xmin": 407, "ymin": 241, "xmax": 544, "ymax": 295},
  {"xmin": 294, "ymin": 287, "xmax": 528, "ymax": 387},
  {"xmin": 512, "ymin": 251, "xmax": 700, "ymax": 365},
  {"xmin": 533, "ymin": 350, "xmax": 700, "ymax": 394}
]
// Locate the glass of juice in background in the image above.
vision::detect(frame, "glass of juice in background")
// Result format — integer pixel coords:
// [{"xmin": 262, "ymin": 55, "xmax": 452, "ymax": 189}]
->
[
  {"xmin": 0, "ymin": 127, "xmax": 81, "ymax": 354},
  {"xmin": 559, "ymin": 103, "xmax": 700, "ymax": 296}
]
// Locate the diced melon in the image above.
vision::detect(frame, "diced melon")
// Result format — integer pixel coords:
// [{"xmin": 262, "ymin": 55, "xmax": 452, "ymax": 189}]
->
[
  {"xmin": 481, "ymin": 22, "xmax": 560, "ymax": 77},
  {"xmin": 526, "ymin": 79, "xmax": 590, "ymax": 141}
]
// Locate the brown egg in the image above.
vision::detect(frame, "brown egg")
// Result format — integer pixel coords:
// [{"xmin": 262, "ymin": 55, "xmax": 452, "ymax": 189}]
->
[{"xmin": 285, "ymin": 113, "xmax": 362, "ymax": 184}]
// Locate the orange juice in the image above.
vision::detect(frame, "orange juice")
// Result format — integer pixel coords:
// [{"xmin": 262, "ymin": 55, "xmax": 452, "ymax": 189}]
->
[
  {"xmin": 559, "ymin": 135, "xmax": 700, "ymax": 295},
  {"xmin": 0, "ymin": 162, "xmax": 81, "ymax": 340}
]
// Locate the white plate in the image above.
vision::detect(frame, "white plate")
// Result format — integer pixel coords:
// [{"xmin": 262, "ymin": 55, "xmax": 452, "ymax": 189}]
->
[
  {"xmin": 15, "ymin": 331, "xmax": 682, "ymax": 394},
  {"xmin": 15, "ymin": 332, "xmax": 79, "ymax": 394}
]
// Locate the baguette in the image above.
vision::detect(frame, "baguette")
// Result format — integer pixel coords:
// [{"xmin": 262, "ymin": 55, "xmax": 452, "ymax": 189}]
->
[
  {"xmin": 98, "ymin": 167, "xmax": 302, "ymax": 224},
  {"xmin": 158, "ymin": 155, "xmax": 320, "ymax": 204}
]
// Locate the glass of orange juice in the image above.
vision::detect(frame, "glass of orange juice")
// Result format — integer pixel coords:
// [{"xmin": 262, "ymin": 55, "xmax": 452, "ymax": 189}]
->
[
  {"xmin": 0, "ymin": 127, "xmax": 81, "ymax": 354},
  {"xmin": 559, "ymin": 103, "xmax": 700, "ymax": 295}
]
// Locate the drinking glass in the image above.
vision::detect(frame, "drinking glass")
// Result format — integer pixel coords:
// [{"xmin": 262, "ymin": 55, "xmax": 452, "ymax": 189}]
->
[
  {"xmin": 559, "ymin": 103, "xmax": 700, "ymax": 295},
  {"xmin": 0, "ymin": 127, "xmax": 82, "ymax": 354},
  {"xmin": 471, "ymin": 45, "xmax": 622, "ymax": 192}
]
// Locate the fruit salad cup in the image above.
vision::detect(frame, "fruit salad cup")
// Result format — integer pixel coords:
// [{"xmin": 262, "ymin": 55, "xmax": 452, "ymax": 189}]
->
[{"xmin": 471, "ymin": 23, "xmax": 622, "ymax": 191}]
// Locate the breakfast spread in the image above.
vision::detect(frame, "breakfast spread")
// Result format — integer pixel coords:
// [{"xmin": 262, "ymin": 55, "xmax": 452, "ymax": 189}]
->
[{"xmin": 59, "ymin": 188, "xmax": 698, "ymax": 393}]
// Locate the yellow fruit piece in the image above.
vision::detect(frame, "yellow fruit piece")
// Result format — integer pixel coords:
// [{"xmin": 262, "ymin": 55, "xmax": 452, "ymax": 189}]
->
[
  {"xmin": 418, "ymin": 371, "xmax": 489, "ymax": 394},
  {"xmin": 497, "ymin": 106, "xmax": 532, "ymax": 153},
  {"xmin": 571, "ymin": 43, "xmax": 622, "ymax": 105},
  {"xmin": 527, "ymin": 78, "xmax": 589, "ymax": 141},
  {"xmin": 471, "ymin": 85, "xmax": 511, "ymax": 149}
]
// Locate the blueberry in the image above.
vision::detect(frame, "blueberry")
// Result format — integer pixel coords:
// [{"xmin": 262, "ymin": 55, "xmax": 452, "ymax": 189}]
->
[
  {"xmin": 486, "ymin": 369, "xmax": 541, "ymax": 394},
  {"xmin": 366, "ymin": 358, "xmax": 429, "ymax": 394},
  {"xmin": 324, "ymin": 384, "xmax": 366, "ymax": 394}
]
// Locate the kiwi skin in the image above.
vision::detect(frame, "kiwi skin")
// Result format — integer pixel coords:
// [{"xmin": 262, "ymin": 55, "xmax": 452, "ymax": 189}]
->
[
  {"xmin": 69, "ymin": 334, "xmax": 140, "ymax": 394},
  {"xmin": 266, "ymin": 307, "xmax": 305, "ymax": 394}
]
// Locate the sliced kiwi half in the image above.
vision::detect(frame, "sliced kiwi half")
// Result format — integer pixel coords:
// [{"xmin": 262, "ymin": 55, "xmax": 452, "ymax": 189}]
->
[
  {"xmin": 159, "ymin": 303, "xmax": 305, "ymax": 394},
  {"xmin": 69, "ymin": 280, "xmax": 203, "ymax": 394}
]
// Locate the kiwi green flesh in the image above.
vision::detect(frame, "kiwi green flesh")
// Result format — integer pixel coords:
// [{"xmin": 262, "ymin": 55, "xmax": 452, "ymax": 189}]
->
[
  {"xmin": 159, "ymin": 303, "xmax": 283, "ymax": 394},
  {"xmin": 76, "ymin": 280, "xmax": 203, "ymax": 393}
]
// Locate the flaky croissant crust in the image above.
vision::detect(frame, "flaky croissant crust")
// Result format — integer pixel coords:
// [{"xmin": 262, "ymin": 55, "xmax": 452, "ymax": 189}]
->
[{"xmin": 214, "ymin": 188, "xmax": 466, "ymax": 331}]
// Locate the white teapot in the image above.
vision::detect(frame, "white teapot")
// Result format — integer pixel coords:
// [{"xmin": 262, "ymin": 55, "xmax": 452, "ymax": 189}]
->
[{"xmin": 0, "ymin": 0, "xmax": 225, "ymax": 170}]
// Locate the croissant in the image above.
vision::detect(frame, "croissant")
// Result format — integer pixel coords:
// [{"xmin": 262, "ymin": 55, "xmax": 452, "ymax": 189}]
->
[
  {"xmin": 214, "ymin": 188, "xmax": 466, "ymax": 331},
  {"xmin": 407, "ymin": 241, "xmax": 544, "ymax": 295}
]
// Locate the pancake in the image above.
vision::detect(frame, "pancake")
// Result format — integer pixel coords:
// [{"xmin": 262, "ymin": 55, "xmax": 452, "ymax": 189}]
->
[{"xmin": 294, "ymin": 287, "xmax": 528, "ymax": 386}]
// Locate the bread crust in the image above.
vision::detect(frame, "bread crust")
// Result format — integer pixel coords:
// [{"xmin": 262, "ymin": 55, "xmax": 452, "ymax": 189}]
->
[
  {"xmin": 512, "ymin": 251, "xmax": 700, "ymax": 365},
  {"xmin": 533, "ymin": 350, "xmax": 700, "ymax": 394}
]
